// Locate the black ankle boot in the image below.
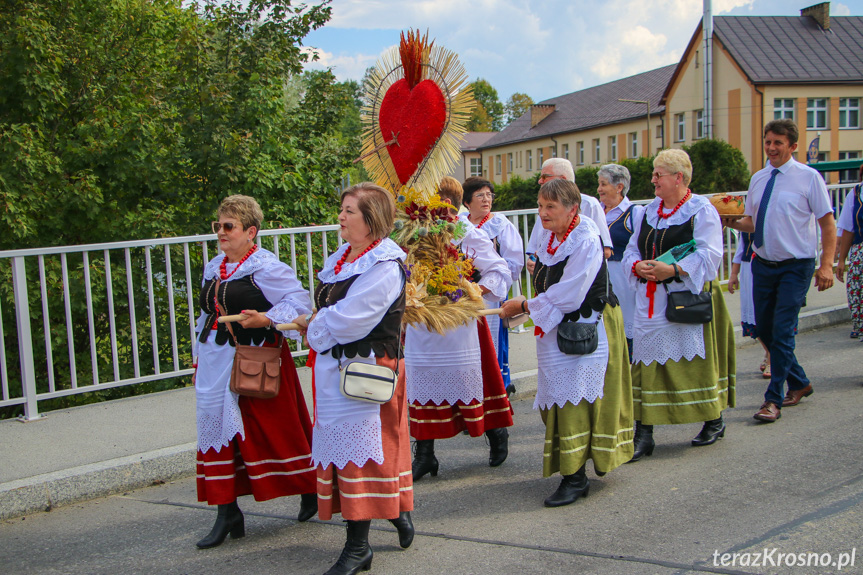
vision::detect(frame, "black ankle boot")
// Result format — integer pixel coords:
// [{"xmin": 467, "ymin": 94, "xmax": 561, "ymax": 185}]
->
[
  {"xmin": 486, "ymin": 427, "xmax": 509, "ymax": 467},
  {"xmin": 298, "ymin": 492, "xmax": 318, "ymax": 522},
  {"xmin": 412, "ymin": 439, "xmax": 439, "ymax": 481},
  {"xmin": 325, "ymin": 520, "xmax": 373, "ymax": 575},
  {"xmin": 691, "ymin": 416, "xmax": 725, "ymax": 446},
  {"xmin": 627, "ymin": 421, "xmax": 655, "ymax": 463},
  {"xmin": 389, "ymin": 511, "xmax": 414, "ymax": 549},
  {"xmin": 544, "ymin": 465, "xmax": 589, "ymax": 507},
  {"xmin": 506, "ymin": 383, "xmax": 516, "ymax": 396},
  {"xmin": 196, "ymin": 501, "xmax": 244, "ymax": 549}
]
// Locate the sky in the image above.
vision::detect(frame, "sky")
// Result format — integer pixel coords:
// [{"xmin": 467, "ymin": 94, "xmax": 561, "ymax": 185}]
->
[{"xmin": 303, "ymin": 0, "xmax": 863, "ymax": 104}]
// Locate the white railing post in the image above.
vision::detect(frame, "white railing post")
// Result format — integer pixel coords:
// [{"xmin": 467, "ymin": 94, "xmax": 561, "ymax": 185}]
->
[{"xmin": 12, "ymin": 256, "xmax": 42, "ymax": 421}]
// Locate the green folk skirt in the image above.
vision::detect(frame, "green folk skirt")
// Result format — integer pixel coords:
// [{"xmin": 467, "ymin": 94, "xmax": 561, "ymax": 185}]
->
[
  {"xmin": 632, "ymin": 280, "xmax": 737, "ymax": 425},
  {"xmin": 540, "ymin": 304, "xmax": 634, "ymax": 478}
]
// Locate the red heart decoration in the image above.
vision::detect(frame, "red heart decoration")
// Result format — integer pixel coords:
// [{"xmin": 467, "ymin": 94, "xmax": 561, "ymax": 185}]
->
[{"xmin": 379, "ymin": 78, "xmax": 447, "ymax": 185}]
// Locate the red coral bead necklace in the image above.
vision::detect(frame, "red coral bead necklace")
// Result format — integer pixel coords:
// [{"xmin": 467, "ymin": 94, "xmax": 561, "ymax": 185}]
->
[
  {"xmin": 474, "ymin": 212, "xmax": 492, "ymax": 229},
  {"xmin": 335, "ymin": 238, "xmax": 382, "ymax": 275},
  {"xmin": 657, "ymin": 190, "xmax": 691, "ymax": 219},
  {"xmin": 547, "ymin": 215, "xmax": 579, "ymax": 256},
  {"xmin": 220, "ymin": 244, "xmax": 258, "ymax": 280}
]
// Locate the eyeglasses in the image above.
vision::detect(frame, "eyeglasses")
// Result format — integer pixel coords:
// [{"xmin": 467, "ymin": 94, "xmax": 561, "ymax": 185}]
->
[
  {"xmin": 473, "ymin": 192, "xmax": 495, "ymax": 200},
  {"xmin": 538, "ymin": 173, "xmax": 563, "ymax": 181},
  {"xmin": 651, "ymin": 172, "xmax": 677, "ymax": 180},
  {"xmin": 211, "ymin": 221, "xmax": 239, "ymax": 233}
]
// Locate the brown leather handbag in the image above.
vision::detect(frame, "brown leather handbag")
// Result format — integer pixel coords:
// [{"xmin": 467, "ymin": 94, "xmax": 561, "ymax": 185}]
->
[{"xmin": 217, "ymin": 295, "xmax": 281, "ymax": 399}]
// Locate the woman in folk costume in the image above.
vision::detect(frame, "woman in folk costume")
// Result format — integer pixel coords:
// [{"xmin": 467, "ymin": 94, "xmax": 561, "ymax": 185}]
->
[
  {"xmin": 500, "ymin": 179, "xmax": 633, "ymax": 508},
  {"xmin": 459, "ymin": 176, "xmax": 525, "ymax": 394},
  {"xmin": 621, "ymin": 149, "xmax": 736, "ymax": 461},
  {"xmin": 295, "ymin": 184, "xmax": 412, "ymax": 575},
  {"xmin": 836, "ymin": 165, "xmax": 863, "ymax": 340},
  {"xmin": 597, "ymin": 163, "xmax": 644, "ymax": 359},
  {"xmin": 193, "ymin": 195, "xmax": 316, "ymax": 549},
  {"xmin": 407, "ymin": 179, "xmax": 515, "ymax": 480}
]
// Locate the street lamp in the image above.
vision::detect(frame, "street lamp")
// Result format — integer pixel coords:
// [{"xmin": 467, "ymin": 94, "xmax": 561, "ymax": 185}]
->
[{"xmin": 618, "ymin": 99, "xmax": 651, "ymax": 155}]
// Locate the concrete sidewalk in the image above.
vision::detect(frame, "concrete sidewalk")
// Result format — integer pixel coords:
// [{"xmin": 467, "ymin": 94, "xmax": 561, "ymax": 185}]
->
[{"xmin": 0, "ymin": 282, "xmax": 852, "ymax": 520}]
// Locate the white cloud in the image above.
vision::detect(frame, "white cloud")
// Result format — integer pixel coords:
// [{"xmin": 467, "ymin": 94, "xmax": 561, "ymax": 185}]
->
[
  {"xmin": 833, "ymin": 3, "xmax": 851, "ymax": 16},
  {"xmin": 304, "ymin": 47, "xmax": 383, "ymax": 82}
]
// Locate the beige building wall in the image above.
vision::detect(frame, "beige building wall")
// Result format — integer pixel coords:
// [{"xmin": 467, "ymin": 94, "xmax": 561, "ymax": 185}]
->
[{"xmin": 481, "ymin": 117, "xmax": 652, "ymax": 185}]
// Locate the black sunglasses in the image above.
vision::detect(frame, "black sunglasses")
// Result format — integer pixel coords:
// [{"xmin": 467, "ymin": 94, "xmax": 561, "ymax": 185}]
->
[{"xmin": 211, "ymin": 221, "xmax": 239, "ymax": 233}]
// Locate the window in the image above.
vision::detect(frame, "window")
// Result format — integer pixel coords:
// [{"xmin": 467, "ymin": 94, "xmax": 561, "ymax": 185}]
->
[
  {"xmin": 507, "ymin": 153, "xmax": 513, "ymax": 172},
  {"xmin": 839, "ymin": 98, "xmax": 860, "ymax": 129},
  {"xmin": 676, "ymin": 113, "xmax": 685, "ymax": 142},
  {"xmin": 656, "ymin": 122, "xmax": 664, "ymax": 140},
  {"xmin": 807, "ymin": 98, "xmax": 828, "ymax": 129},
  {"xmin": 774, "ymin": 98, "xmax": 795, "ymax": 120},
  {"xmin": 695, "ymin": 110, "xmax": 704, "ymax": 139},
  {"xmin": 563, "ymin": 143, "xmax": 569, "ymax": 160},
  {"xmin": 526, "ymin": 150, "xmax": 533, "ymax": 171},
  {"xmin": 495, "ymin": 154, "xmax": 501, "ymax": 175},
  {"xmin": 538, "ymin": 148, "xmax": 544, "ymax": 165},
  {"xmin": 593, "ymin": 139, "xmax": 601, "ymax": 163},
  {"xmin": 469, "ymin": 157, "xmax": 481, "ymax": 177},
  {"xmin": 839, "ymin": 151, "xmax": 861, "ymax": 183},
  {"xmin": 577, "ymin": 142, "xmax": 584, "ymax": 165},
  {"xmin": 609, "ymin": 136, "xmax": 617, "ymax": 161},
  {"xmin": 630, "ymin": 132, "xmax": 638, "ymax": 158}
]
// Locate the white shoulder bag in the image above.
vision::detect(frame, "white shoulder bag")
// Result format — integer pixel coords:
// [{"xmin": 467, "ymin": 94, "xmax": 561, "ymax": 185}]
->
[{"xmin": 338, "ymin": 322, "xmax": 402, "ymax": 404}]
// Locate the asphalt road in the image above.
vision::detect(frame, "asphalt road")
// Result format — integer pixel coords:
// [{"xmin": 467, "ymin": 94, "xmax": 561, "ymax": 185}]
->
[{"xmin": 1, "ymin": 324, "xmax": 861, "ymax": 575}]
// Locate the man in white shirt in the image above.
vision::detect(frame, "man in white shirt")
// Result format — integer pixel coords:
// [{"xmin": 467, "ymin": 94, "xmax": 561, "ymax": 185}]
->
[
  {"xmin": 725, "ymin": 119, "xmax": 836, "ymax": 423},
  {"xmin": 525, "ymin": 158, "xmax": 613, "ymax": 274}
]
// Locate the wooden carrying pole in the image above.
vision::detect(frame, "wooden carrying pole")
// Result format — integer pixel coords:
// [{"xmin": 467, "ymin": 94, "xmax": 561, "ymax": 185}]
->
[{"xmin": 218, "ymin": 307, "xmax": 506, "ymax": 332}]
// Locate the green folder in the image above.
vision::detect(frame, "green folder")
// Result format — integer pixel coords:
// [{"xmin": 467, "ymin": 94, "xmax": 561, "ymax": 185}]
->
[{"xmin": 655, "ymin": 239, "xmax": 697, "ymax": 264}]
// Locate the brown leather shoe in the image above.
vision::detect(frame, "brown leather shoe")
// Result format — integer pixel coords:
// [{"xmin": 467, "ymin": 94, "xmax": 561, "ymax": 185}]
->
[
  {"xmin": 753, "ymin": 401, "xmax": 781, "ymax": 422},
  {"xmin": 782, "ymin": 385, "xmax": 813, "ymax": 407}
]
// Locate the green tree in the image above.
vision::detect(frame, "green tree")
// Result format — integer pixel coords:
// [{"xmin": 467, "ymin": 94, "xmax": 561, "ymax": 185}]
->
[
  {"xmin": 682, "ymin": 138, "xmax": 750, "ymax": 194},
  {"xmin": 504, "ymin": 92, "xmax": 534, "ymax": 126},
  {"xmin": 493, "ymin": 174, "xmax": 541, "ymax": 210},
  {"xmin": 466, "ymin": 78, "xmax": 504, "ymax": 132}
]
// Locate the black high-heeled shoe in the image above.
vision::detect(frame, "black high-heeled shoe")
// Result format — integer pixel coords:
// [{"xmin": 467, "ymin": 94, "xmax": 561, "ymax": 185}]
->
[
  {"xmin": 627, "ymin": 421, "xmax": 654, "ymax": 463},
  {"xmin": 486, "ymin": 427, "xmax": 509, "ymax": 467},
  {"xmin": 691, "ymin": 416, "xmax": 725, "ymax": 446},
  {"xmin": 325, "ymin": 520, "xmax": 373, "ymax": 575},
  {"xmin": 298, "ymin": 492, "xmax": 318, "ymax": 522},
  {"xmin": 196, "ymin": 501, "xmax": 245, "ymax": 549},
  {"xmin": 543, "ymin": 465, "xmax": 589, "ymax": 507},
  {"xmin": 412, "ymin": 439, "xmax": 439, "ymax": 481},
  {"xmin": 389, "ymin": 511, "xmax": 414, "ymax": 549}
]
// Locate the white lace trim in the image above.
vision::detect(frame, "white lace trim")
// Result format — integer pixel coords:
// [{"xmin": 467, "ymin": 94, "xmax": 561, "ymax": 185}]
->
[
  {"xmin": 632, "ymin": 324, "xmax": 706, "ymax": 365},
  {"xmin": 535, "ymin": 217, "xmax": 601, "ymax": 266},
  {"xmin": 406, "ymin": 364, "xmax": 484, "ymax": 405},
  {"xmin": 643, "ymin": 194, "xmax": 712, "ymax": 229},
  {"xmin": 307, "ymin": 306, "xmax": 338, "ymax": 352},
  {"xmin": 203, "ymin": 248, "xmax": 280, "ymax": 282},
  {"xmin": 318, "ymin": 238, "xmax": 405, "ymax": 283},
  {"xmin": 266, "ymin": 299, "xmax": 300, "ymax": 327},
  {"xmin": 479, "ymin": 272, "xmax": 508, "ymax": 301},
  {"xmin": 311, "ymin": 417, "xmax": 385, "ymax": 469},
  {"xmin": 678, "ymin": 253, "xmax": 708, "ymax": 293},
  {"xmin": 196, "ymin": 390, "xmax": 246, "ymax": 454},
  {"xmin": 528, "ymin": 294, "xmax": 565, "ymax": 334},
  {"xmin": 534, "ymin": 361, "xmax": 607, "ymax": 410}
]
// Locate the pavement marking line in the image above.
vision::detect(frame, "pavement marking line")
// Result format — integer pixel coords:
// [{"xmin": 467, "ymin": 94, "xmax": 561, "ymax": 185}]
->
[{"xmin": 122, "ymin": 496, "xmax": 753, "ymax": 575}]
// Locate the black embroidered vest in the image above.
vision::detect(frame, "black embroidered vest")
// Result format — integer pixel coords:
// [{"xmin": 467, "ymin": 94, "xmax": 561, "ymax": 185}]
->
[
  {"xmin": 532, "ymin": 256, "xmax": 618, "ymax": 321},
  {"xmin": 198, "ymin": 275, "xmax": 277, "ymax": 346},
  {"xmin": 314, "ymin": 264, "xmax": 406, "ymax": 360},
  {"xmin": 636, "ymin": 211, "xmax": 695, "ymax": 285}
]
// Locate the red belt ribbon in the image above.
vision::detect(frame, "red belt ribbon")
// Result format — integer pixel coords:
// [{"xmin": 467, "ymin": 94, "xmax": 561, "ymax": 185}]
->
[{"xmin": 646, "ymin": 280, "xmax": 657, "ymax": 318}]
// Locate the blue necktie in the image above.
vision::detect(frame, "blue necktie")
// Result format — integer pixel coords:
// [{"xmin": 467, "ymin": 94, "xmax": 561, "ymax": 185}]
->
[{"xmin": 753, "ymin": 168, "xmax": 779, "ymax": 249}]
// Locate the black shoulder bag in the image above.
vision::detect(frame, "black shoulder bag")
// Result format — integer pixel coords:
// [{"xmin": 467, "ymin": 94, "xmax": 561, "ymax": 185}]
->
[
  {"xmin": 664, "ymin": 281, "xmax": 712, "ymax": 324},
  {"xmin": 556, "ymin": 262, "xmax": 608, "ymax": 355}
]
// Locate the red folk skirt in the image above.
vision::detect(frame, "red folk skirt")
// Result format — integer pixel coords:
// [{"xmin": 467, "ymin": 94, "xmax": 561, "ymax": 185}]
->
[
  {"xmin": 409, "ymin": 318, "xmax": 514, "ymax": 440},
  {"xmin": 196, "ymin": 342, "xmax": 316, "ymax": 505},
  {"xmin": 316, "ymin": 355, "xmax": 414, "ymax": 521}
]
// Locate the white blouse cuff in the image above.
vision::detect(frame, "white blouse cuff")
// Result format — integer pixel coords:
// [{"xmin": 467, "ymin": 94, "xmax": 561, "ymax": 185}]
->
[
  {"xmin": 479, "ymin": 272, "xmax": 509, "ymax": 300},
  {"xmin": 677, "ymin": 256, "xmax": 708, "ymax": 293},
  {"xmin": 307, "ymin": 307, "xmax": 339, "ymax": 352},
  {"xmin": 528, "ymin": 295, "xmax": 565, "ymax": 333},
  {"xmin": 266, "ymin": 301, "xmax": 302, "ymax": 341}
]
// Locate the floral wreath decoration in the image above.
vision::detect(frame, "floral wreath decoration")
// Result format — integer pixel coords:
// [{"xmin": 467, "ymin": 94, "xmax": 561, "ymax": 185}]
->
[{"xmin": 359, "ymin": 30, "xmax": 484, "ymax": 334}]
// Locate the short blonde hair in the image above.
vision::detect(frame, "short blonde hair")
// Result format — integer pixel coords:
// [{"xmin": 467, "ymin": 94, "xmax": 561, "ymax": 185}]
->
[
  {"xmin": 654, "ymin": 149, "xmax": 693, "ymax": 187},
  {"xmin": 341, "ymin": 183, "xmax": 396, "ymax": 240},
  {"xmin": 437, "ymin": 176, "xmax": 463, "ymax": 208},
  {"xmin": 218, "ymin": 195, "xmax": 263, "ymax": 236},
  {"xmin": 539, "ymin": 179, "xmax": 581, "ymax": 211}
]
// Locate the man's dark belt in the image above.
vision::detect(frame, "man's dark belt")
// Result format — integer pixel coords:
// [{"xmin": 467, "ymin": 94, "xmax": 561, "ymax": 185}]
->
[{"xmin": 754, "ymin": 254, "xmax": 815, "ymax": 268}]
